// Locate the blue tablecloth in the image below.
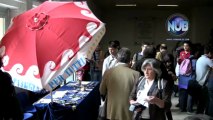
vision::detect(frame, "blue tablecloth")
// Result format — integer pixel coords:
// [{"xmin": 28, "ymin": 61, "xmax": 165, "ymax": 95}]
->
[{"xmin": 33, "ymin": 81, "xmax": 101, "ymax": 120}]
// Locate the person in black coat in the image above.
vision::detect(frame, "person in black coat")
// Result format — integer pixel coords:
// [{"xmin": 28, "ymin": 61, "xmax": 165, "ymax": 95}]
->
[{"xmin": 0, "ymin": 57, "xmax": 23, "ymax": 120}]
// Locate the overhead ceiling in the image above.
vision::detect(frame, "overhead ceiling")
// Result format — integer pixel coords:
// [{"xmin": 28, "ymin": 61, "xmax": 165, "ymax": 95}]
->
[
  {"xmin": 28, "ymin": 0, "xmax": 213, "ymax": 11},
  {"xmin": 93, "ymin": 0, "xmax": 213, "ymax": 10}
]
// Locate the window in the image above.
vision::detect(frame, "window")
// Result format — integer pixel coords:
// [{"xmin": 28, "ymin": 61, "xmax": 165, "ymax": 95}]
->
[{"xmin": 0, "ymin": 18, "xmax": 5, "ymax": 41}]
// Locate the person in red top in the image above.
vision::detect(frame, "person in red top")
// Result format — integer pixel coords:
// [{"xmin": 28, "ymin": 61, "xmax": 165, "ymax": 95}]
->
[
  {"xmin": 177, "ymin": 41, "xmax": 195, "ymax": 113},
  {"xmin": 178, "ymin": 41, "xmax": 191, "ymax": 65}
]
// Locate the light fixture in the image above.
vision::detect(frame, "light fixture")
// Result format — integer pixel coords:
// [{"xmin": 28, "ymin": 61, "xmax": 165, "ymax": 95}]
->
[
  {"xmin": 33, "ymin": 5, "xmax": 38, "ymax": 8},
  {"xmin": 0, "ymin": 3, "xmax": 18, "ymax": 9},
  {"xmin": 115, "ymin": 4, "xmax": 137, "ymax": 7},
  {"xmin": 14, "ymin": 0, "xmax": 25, "ymax": 3},
  {"xmin": 157, "ymin": 4, "xmax": 178, "ymax": 7}
]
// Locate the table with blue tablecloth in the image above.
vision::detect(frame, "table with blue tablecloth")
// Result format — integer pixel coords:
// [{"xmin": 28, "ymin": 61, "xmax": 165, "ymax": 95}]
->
[{"xmin": 33, "ymin": 81, "xmax": 101, "ymax": 120}]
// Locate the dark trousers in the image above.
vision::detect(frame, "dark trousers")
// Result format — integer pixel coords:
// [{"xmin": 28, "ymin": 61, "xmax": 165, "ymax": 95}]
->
[
  {"xmin": 179, "ymin": 88, "xmax": 188, "ymax": 111},
  {"xmin": 207, "ymin": 76, "xmax": 213, "ymax": 117},
  {"xmin": 207, "ymin": 90, "xmax": 213, "ymax": 117},
  {"xmin": 179, "ymin": 88, "xmax": 193, "ymax": 112},
  {"xmin": 187, "ymin": 95, "xmax": 194, "ymax": 112},
  {"xmin": 166, "ymin": 111, "xmax": 173, "ymax": 120},
  {"xmin": 196, "ymin": 87, "xmax": 209, "ymax": 114}
]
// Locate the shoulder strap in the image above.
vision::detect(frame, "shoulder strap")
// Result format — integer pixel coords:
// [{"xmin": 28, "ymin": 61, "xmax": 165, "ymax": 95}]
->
[
  {"xmin": 158, "ymin": 78, "xmax": 164, "ymax": 99},
  {"xmin": 158, "ymin": 78, "xmax": 164, "ymax": 90}
]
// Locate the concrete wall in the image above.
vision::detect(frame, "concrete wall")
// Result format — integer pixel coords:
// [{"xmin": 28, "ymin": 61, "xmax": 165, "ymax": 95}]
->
[
  {"xmin": 99, "ymin": 7, "xmax": 213, "ymax": 54},
  {"xmin": 191, "ymin": 7, "xmax": 213, "ymax": 44}
]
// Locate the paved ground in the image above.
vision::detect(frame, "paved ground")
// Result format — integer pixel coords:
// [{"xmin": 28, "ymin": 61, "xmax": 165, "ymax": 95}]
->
[
  {"xmin": 100, "ymin": 93, "xmax": 210, "ymax": 120},
  {"xmin": 171, "ymin": 95, "xmax": 191, "ymax": 120},
  {"xmin": 171, "ymin": 96, "xmax": 213, "ymax": 120}
]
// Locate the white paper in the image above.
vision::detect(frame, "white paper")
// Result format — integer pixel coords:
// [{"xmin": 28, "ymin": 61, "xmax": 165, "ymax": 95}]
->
[
  {"xmin": 136, "ymin": 98, "xmax": 149, "ymax": 108},
  {"xmin": 72, "ymin": 97, "xmax": 81, "ymax": 101},
  {"xmin": 53, "ymin": 91, "xmax": 68, "ymax": 98},
  {"xmin": 136, "ymin": 90, "xmax": 149, "ymax": 108},
  {"xmin": 38, "ymin": 98, "xmax": 51, "ymax": 104},
  {"xmin": 81, "ymin": 81, "xmax": 90, "ymax": 85}
]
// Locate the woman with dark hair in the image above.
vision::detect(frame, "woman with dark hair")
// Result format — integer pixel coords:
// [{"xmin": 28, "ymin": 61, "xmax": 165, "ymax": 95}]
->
[
  {"xmin": 177, "ymin": 41, "xmax": 194, "ymax": 113},
  {"xmin": 177, "ymin": 41, "xmax": 192, "ymax": 64},
  {"xmin": 129, "ymin": 58, "xmax": 173, "ymax": 120},
  {"xmin": 134, "ymin": 45, "xmax": 156, "ymax": 75},
  {"xmin": 0, "ymin": 57, "xmax": 23, "ymax": 120},
  {"xmin": 162, "ymin": 53, "xmax": 178, "ymax": 97}
]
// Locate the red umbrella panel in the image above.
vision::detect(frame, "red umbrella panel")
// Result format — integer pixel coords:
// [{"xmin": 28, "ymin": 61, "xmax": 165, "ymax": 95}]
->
[{"xmin": 0, "ymin": 1, "xmax": 105, "ymax": 91}]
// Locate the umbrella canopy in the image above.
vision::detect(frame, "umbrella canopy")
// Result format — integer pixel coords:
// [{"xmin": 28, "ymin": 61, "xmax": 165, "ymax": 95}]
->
[{"xmin": 0, "ymin": 1, "xmax": 105, "ymax": 91}]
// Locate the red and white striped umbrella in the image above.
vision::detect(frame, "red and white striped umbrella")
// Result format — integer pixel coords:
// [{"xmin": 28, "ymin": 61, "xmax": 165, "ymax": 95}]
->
[{"xmin": 0, "ymin": 1, "xmax": 105, "ymax": 91}]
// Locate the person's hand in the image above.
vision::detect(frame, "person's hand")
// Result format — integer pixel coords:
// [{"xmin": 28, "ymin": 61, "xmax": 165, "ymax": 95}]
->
[
  {"xmin": 144, "ymin": 96, "xmax": 157, "ymax": 104},
  {"xmin": 129, "ymin": 100, "xmax": 142, "ymax": 112},
  {"xmin": 129, "ymin": 100, "xmax": 137, "ymax": 105},
  {"xmin": 135, "ymin": 108, "xmax": 142, "ymax": 112},
  {"xmin": 145, "ymin": 96, "xmax": 165, "ymax": 108}
]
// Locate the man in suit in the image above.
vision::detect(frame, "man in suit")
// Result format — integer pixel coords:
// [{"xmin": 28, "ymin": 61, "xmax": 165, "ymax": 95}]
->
[{"xmin": 100, "ymin": 47, "xmax": 140, "ymax": 120}]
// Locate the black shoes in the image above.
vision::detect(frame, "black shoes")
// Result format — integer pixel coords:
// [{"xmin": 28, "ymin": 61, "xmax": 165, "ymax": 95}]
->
[
  {"xmin": 175, "ymin": 103, "xmax": 180, "ymax": 107},
  {"xmin": 180, "ymin": 109, "xmax": 187, "ymax": 112}
]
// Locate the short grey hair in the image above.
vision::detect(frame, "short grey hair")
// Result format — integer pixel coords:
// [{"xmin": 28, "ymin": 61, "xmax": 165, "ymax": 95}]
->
[
  {"xmin": 117, "ymin": 47, "xmax": 131, "ymax": 63},
  {"xmin": 141, "ymin": 58, "xmax": 162, "ymax": 78}
]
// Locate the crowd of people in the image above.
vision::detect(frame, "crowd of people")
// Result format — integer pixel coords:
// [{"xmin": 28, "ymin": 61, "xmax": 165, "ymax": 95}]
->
[
  {"xmin": 1, "ymin": 39, "xmax": 213, "ymax": 120},
  {"xmin": 98, "ymin": 40, "xmax": 213, "ymax": 120}
]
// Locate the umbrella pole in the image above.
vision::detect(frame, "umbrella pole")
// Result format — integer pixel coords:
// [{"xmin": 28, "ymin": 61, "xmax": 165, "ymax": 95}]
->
[{"xmin": 50, "ymin": 90, "xmax": 53, "ymax": 102}]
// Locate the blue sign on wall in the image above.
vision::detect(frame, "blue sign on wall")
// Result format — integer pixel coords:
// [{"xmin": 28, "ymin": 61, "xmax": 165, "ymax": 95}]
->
[{"xmin": 166, "ymin": 13, "xmax": 189, "ymax": 37}]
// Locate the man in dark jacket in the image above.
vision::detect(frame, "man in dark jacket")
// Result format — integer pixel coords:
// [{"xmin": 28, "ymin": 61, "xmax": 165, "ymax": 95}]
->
[{"xmin": 0, "ymin": 57, "xmax": 23, "ymax": 120}]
